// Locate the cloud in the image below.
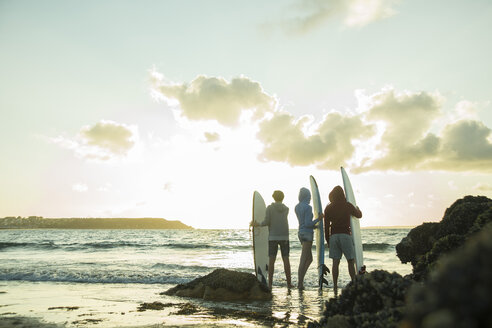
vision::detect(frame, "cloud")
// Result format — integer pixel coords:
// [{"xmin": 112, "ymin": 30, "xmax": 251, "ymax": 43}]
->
[
  {"xmin": 357, "ymin": 88, "xmax": 443, "ymax": 171},
  {"xmin": 449, "ymin": 100, "xmax": 479, "ymax": 122},
  {"xmin": 257, "ymin": 110, "xmax": 375, "ymax": 169},
  {"xmin": 97, "ymin": 183, "xmax": 112, "ymax": 192},
  {"xmin": 354, "ymin": 88, "xmax": 492, "ymax": 173},
  {"xmin": 203, "ymin": 132, "xmax": 220, "ymax": 143},
  {"xmin": 344, "ymin": 0, "xmax": 398, "ymax": 27},
  {"xmin": 273, "ymin": 0, "xmax": 398, "ymax": 34},
  {"xmin": 431, "ymin": 120, "xmax": 492, "ymax": 171},
  {"xmin": 80, "ymin": 120, "xmax": 136, "ymax": 155},
  {"xmin": 150, "ymin": 69, "xmax": 492, "ymax": 173},
  {"xmin": 473, "ymin": 182, "xmax": 492, "ymax": 192},
  {"xmin": 448, "ymin": 181, "xmax": 458, "ymax": 190},
  {"xmin": 51, "ymin": 120, "xmax": 138, "ymax": 161},
  {"xmin": 163, "ymin": 182, "xmax": 173, "ymax": 192},
  {"xmin": 151, "ymin": 72, "xmax": 276, "ymax": 127},
  {"xmin": 72, "ymin": 183, "xmax": 88, "ymax": 192},
  {"xmin": 254, "ymin": 86, "xmax": 492, "ymax": 173}
]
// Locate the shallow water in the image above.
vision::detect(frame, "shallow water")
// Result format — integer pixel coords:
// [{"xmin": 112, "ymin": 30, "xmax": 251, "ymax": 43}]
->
[{"xmin": 0, "ymin": 228, "xmax": 411, "ymax": 326}]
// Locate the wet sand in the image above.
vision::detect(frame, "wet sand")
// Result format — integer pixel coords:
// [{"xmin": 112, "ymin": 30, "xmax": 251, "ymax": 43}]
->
[{"xmin": 0, "ymin": 281, "xmax": 332, "ymax": 327}]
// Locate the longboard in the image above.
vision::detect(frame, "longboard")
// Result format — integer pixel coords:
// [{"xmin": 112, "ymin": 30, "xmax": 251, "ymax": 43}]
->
[
  {"xmin": 340, "ymin": 167, "xmax": 365, "ymax": 274},
  {"xmin": 252, "ymin": 191, "xmax": 269, "ymax": 286},
  {"xmin": 309, "ymin": 176, "xmax": 329, "ymax": 288}
]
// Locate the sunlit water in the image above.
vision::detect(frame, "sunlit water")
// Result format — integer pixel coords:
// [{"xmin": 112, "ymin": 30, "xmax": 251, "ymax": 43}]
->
[{"xmin": 0, "ymin": 229, "xmax": 411, "ymax": 326}]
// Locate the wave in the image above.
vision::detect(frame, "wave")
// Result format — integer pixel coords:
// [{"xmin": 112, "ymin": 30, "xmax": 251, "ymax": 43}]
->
[
  {"xmin": 0, "ymin": 264, "xmax": 253, "ymax": 285},
  {"xmin": 0, "ymin": 268, "xmax": 196, "ymax": 285},
  {"xmin": 362, "ymin": 243, "xmax": 393, "ymax": 251},
  {"xmin": 0, "ymin": 241, "xmax": 56, "ymax": 250},
  {"xmin": 0, "ymin": 241, "xmax": 252, "ymax": 251},
  {"xmin": 1, "ymin": 240, "xmax": 394, "ymax": 253},
  {"xmin": 0, "ymin": 241, "xmax": 149, "ymax": 251},
  {"xmin": 0, "ymin": 272, "xmax": 187, "ymax": 285}
]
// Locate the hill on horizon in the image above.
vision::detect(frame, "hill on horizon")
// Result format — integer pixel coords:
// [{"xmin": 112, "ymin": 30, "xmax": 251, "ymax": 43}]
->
[{"xmin": 0, "ymin": 216, "xmax": 193, "ymax": 229}]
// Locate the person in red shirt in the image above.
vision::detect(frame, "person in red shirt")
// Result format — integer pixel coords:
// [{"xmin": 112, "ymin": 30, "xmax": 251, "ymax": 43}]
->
[{"xmin": 323, "ymin": 185, "xmax": 362, "ymax": 296}]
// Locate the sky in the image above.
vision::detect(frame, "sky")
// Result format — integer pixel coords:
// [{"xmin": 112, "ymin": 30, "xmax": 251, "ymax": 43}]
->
[{"xmin": 1, "ymin": 0, "xmax": 491, "ymax": 229}]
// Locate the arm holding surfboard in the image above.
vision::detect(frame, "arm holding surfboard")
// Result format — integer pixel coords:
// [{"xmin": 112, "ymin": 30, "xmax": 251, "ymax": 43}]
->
[{"xmin": 349, "ymin": 203, "xmax": 362, "ymax": 219}]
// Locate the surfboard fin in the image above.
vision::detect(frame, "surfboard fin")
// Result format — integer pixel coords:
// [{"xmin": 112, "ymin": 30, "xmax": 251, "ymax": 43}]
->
[
  {"xmin": 257, "ymin": 267, "xmax": 268, "ymax": 286},
  {"xmin": 322, "ymin": 264, "xmax": 330, "ymax": 275},
  {"xmin": 319, "ymin": 277, "xmax": 329, "ymax": 287}
]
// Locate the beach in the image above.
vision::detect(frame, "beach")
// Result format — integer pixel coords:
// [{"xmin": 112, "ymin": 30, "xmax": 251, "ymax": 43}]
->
[
  {"xmin": 0, "ymin": 281, "xmax": 329, "ymax": 327},
  {"xmin": 0, "ymin": 228, "xmax": 411, "ymax": 327}
]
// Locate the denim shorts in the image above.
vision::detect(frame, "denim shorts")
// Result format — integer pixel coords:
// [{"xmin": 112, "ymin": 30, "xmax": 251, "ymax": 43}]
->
[
  {"xmin": 298, "ymin": 231, "xmax": 313, "ymax": 243},
  {"xmin": 268, "ymin": 240, "xmax": 289, "ymax": 258},
  {"xmin": 328, "ymin": 233, "xmax": 355, "ymax": 260}
]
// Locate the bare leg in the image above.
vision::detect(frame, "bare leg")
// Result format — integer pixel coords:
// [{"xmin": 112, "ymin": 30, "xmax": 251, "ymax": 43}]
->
[
  {"xmin": 268, "ymin": 256, "xmax": 276, "ymax": 290},
  {"xmin": 303, "ymin": 249, "xmax": 313, "ymax": 275},
  {"xmin": 332, "ymin": 258, "xmax": 340, "ymax": 296},
  {"xmin": 347, "ymin": 259, "xmax": 356, "ymax": 281},
  {"xmin": 298, "ymin": 241, "xmax": 313, "ymax": 289},
  {"xmin": 282, "ymin": 256, "xmax": 292, "ymax": 288},
  {"xmin": 297, "ymin": 250, "xmax": 305, "ymax": 289}
]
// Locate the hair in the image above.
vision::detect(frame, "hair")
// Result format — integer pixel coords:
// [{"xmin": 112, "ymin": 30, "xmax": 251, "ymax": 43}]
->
[
  {"xmin": 329, "ymin": 185, "xmax": 346, "ymax": 203},
  {"xmin": 272, "ymin": 190, "xmax": 284, "ymax": 202}
]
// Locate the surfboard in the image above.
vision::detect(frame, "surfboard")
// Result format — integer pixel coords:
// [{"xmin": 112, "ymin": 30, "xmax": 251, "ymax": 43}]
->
[
  {"xmin": 252, "ymin": 191, "xmax": 269, "ymax": 286},
  {"xmin": 340, "ymin": 167, "xmax": 365, "ymax": 274},
  {"xmin": 309, "ymin": 176, "xmax": 329, "ymax": 288}
]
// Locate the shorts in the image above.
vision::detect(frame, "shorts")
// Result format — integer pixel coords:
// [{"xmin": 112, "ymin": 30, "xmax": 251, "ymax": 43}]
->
[
  {"xmin": 268, "ymin": 240, "xmax": 290, "ymax": 258},
  {"xmin": 298, "ymin": 231, "xmax": 313, "ymax": 243},
  {"xmin": 328, "ymin": 233, "xmax": 355, "ymax": 260}
]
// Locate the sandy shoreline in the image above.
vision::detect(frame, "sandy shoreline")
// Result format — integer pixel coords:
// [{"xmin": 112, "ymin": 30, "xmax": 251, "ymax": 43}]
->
[{"xmin": 0, "ymin": 281, "xmax": 328, "ymax": 327}]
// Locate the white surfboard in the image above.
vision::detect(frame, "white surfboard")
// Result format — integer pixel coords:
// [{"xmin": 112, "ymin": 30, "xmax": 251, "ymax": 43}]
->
[
  {"xmin": 252, "ymin": 191, "xmax": 269, "ymax": 286},
  {"xmin": 310, "ymin": 176, "xmax": 329, "ymax": 288},
  {"xmin": 340, "ymin": 167, "xmax": 365, "ymax": 274}
]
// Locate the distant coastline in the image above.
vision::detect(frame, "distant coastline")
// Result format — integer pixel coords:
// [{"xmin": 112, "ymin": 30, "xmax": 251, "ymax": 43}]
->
[
  {"xmin": 361, "ymin": 225, "xmax": 416, "ymax": 229},
  {"xmin": 0, "ymin": 216, "xmax": 193, "ymax": 229}
]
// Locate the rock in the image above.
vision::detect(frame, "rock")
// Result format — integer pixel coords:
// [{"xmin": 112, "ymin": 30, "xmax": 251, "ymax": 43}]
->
[
  {"xmin": 403, "ymin": 222, "xmax": 492, "ymax": 328},
  {"xmin": 316, "ymin": 270, "xmax": 413, "ymax": 328},
  {"xmin": 396, "ymin": 195, "xmax": 491, "ymax": 280},
  {"xmin": 467, "ymin": 206, "xmax": 492, "ymax": 236},
  {"xmin": 173, "ymin": 302, "xmax": 200, "ymax": 315},
  {"xmin": 137, "ymin": 301, "xmax": 174, "ymax": 311},
  {"xmin": 396, "ymin": 222, "xmax": 439, "ymax": 266},
  {"xmin": 311, "ymin": 196, "xmax": 491, "ymax": 328},
  {"xmin": 163, "ymin": 268, "xmax": 271, "ymax": 301},
  {"xmin": 436, "ymin": 195, "xmax": 491, "ymax": 238},
  {"xmin": 324, "ymin": 315, "xmax": 351, "ymax": 328}
]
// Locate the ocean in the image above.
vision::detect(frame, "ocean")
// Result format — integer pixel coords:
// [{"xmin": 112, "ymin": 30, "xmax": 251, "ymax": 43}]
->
[{"xmin": 0, "ymin": 228, "xmax": 412, "ymax": 327}]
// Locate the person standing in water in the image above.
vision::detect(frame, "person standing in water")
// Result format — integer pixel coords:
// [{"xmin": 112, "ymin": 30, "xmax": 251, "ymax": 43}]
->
[
  {"xmin": 295, "ymin": 187, "xmax": 322, "ymax": 290},
  {"xmin": 252, "ymin": 190, "xmax": 292, "ymax": 289},
  {"xmin": 323, "ymin": 185, "xmax": 362, "ymax": 296}
]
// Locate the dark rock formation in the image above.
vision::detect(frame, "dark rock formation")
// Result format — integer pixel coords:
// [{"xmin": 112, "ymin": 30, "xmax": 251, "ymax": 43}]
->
[
  {"xmin": 314, "ymin": 270, "xmax": 413, "ymax": 328},
  {"xmin": 163, "ymin": 268, "xmax": 271, "ymax": 301},
  {"xmin": 396, "ymin": 195, "xmax": 491, "ymax": 280},
  {"xmin": 311, "ymin": 196, "xmax": 491, "ymax": 328},
  {"xmin": 137, "ymin": 301, "xmax": 174, "ymax": 311},
  {"xmin": 437, "ymin": 196, "xmax": 491, "ymax": 237},
  {"xmin": 403, "ymin": 223, "xmax": 492, "ymax": 328},
  {"xmin": 395, "ymin": 222, "xmax": 439, "ymax": 267}
]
